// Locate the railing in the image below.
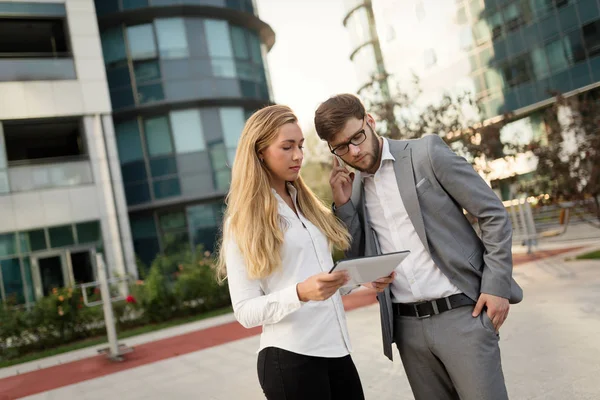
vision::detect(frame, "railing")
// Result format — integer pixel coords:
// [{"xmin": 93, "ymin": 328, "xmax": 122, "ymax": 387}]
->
[
  {"xmin": 0, "ymin": 58, "xmax": 76, "ymax": 81},
  {"xmin": 8, "ymin": 160, "xmax": 93, "ymax": 192}
]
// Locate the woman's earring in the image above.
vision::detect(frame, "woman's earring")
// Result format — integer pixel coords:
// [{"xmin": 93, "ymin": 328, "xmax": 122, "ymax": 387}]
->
[{"xmin": 259, "ymin": 158, "xmax": 264, "ymax": 163}]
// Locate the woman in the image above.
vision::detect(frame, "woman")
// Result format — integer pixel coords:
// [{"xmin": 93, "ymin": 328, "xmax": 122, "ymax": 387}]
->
[{"xmin": 217, "ymin": 105, "xmax": 365, "ymax": 400}]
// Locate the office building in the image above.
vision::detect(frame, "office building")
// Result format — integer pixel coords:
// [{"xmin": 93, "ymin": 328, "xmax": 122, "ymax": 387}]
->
[
  {"xmin": 342, "ymin": 0, "xmax": 600, "ymax": 198},
  {"xmin": 0, "ymin": 0, "xmax": 274, "ymax": 305}
]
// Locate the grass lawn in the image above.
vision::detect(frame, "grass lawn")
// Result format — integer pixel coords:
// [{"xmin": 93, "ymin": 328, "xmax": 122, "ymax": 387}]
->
[
  {"xmin": 576, "ymin": 250, "xmax": 600, "ymax": 260},
  {"xmin": 0, "ymin": 306, "xmax": 233, "ymax": 370}
]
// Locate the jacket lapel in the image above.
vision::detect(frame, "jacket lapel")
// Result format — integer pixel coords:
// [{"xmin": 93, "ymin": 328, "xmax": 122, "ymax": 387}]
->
[{"xmin": 389, "ymin": 140, "xmax": 430, "ymax": 253}]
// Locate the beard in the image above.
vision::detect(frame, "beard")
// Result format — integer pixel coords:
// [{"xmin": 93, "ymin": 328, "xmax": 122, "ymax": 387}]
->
[{"xmin": 345, "ymin": 124, "xmax": 381, "ymax": 173}]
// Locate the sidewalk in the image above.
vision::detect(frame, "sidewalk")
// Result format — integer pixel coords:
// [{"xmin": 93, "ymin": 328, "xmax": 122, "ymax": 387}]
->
[
  {"xmin": 1, "ymin": 244, "xmax": 597, "ymax": 399},
  {"xmin": 0, "ymin": 289, "xmax": 379, "ymax": 399}
]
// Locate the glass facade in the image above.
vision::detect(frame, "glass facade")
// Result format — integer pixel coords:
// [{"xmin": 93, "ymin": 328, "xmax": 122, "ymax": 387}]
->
[
  {"xmin": 97, "ymin": 4, "xmax": 272, "ymax": 273},
  {"xmin": 100, "ymin": 17, "xmax": 269, "ymax": 110},
  {"xmin": 0, "ymin": 221, "xmax": 101, "ymax": 305},
  {"xmin": 130, "ymin": 201, "xmax": 223, "ymax": 268},
  {"xmin": 461, "ymin": 0, "xmax": 600, "ymax": 117},
  {"xmin": 94, "ymin": 0, "xmax": 255, "ymax": 16},
  {"xmin": 115, "ymin": 105, "xmax": 246, "ymax": 206}
]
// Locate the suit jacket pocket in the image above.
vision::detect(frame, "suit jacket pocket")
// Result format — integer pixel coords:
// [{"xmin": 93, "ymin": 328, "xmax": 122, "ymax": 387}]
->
[
  {"xmin": 468, "ymin": 251, "xmax": 484, "ymax": 271},
  {"xmin": 416, "ymin": 177, "xmax": 432, "ymax": 197}
]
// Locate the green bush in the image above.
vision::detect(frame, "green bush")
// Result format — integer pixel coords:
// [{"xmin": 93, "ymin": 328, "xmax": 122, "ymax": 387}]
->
[
  {"xmin": 1, "ymin": 246, "xmax": 229, "ymax": 363},
  {"xmin": 0, "ymin": 287, "xmax": 105, "ymax": 362}
]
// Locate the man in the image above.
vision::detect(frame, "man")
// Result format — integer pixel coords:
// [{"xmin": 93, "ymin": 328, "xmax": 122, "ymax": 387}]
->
[{"xmin": 314, "ymin": 94, "xmax": 523, "ymax": 400}]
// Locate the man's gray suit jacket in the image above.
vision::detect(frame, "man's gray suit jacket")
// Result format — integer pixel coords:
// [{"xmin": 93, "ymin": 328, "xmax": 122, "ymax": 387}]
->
[{"xmin": 335, "ymin": 134, "xmax": 523, "ymax": 361}]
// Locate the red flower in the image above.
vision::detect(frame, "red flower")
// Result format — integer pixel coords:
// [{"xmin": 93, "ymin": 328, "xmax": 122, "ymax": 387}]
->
[{"xmin": 126, "ymin": 295, "xmax": 136, "ymax": 304}]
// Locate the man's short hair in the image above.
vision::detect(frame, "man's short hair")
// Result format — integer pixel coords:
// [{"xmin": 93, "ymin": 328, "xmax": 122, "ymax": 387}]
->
[{"xmin": 314, "ymin": 94, "xmax": 366, "ymax": 142}]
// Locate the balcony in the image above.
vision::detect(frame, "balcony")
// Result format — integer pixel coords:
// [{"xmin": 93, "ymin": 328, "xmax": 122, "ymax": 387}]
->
[
  {"xmin": 0, "ymin": 55, "xmax": 76, "ymax": 82},
  {"xmin": 8, "ymin": 158, "xmax": 93, "ymax": 192},
  {"xmin": 0, "ymin": 17, "xmax": 75, "ymax": 82}
]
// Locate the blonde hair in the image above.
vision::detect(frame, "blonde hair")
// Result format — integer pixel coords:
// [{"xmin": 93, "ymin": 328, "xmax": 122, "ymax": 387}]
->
[{"xmin": 216, "ymin": 105, "xmax": 351, "ymax": 281}]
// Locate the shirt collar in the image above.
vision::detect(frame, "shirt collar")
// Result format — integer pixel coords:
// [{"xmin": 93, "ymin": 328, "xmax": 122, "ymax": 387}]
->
[
  {"xmin": 361, "ymin": 137, "xmax": 395, "ymax": 180},
  {"xmin": 271, "ymin": 182, "xmax": 298, "ymax": 205}
]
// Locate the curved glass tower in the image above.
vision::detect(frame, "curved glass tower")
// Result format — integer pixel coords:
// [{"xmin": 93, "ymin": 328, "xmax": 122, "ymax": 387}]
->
[{"xmin": 95, "ymin": 0, "xmax": 275, "ymax": 270}]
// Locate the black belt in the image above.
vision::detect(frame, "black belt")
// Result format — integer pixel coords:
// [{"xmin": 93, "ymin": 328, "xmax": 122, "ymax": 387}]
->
[{"xmin": 393, "ymin": 293, "xmax": 475, "ymax": 319}]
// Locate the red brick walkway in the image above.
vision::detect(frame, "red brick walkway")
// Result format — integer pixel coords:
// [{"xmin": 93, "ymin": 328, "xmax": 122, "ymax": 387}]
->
[{"xmin": 0, "ymin": 247, "xmax": 581, "ymax": 399}]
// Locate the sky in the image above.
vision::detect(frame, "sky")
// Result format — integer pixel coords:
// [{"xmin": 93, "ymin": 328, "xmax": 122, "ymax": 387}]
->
[{"xmin": 255, "ymin": 0, "xmax": 358, "ymax": 131}]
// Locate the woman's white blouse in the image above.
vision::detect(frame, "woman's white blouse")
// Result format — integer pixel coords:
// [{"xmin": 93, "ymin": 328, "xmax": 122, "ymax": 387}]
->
[{"xmin": 225, "ymin": 184, "xmax": 352, "ymax": 357}]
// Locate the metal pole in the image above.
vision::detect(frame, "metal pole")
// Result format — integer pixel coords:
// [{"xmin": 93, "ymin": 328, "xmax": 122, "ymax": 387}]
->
[
  {"xmin": 516, "ymin": 199, "xmax": 532, "ymax": 254},
  {"xmin": 96, "ymin": 253, "xmax": 119, "ymax": 359}
]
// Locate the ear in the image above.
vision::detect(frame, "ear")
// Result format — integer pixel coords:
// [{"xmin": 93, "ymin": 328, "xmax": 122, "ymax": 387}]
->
[{"xmin": 366, "ymin": 113, "xmax": 376, "ymax": 132}]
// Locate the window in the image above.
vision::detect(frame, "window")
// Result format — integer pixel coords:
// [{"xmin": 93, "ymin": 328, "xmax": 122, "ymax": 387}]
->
[
  {"xmin": 159, "ymin": 211, "xmax": 186, "ymax": 231},
  {"xmin": 219, "ymin": 107, "xmax": 246, "ymax": 150},
  {"xmin": 116, "ymin": 120, "xmax": 144, "ymax": 165},
  {"xmin": 153, "ymin": 178, "xmax": 180, "ymax": 199},
  {"xmin": 231, "ymin": 26, "xmax": 250, "ymax": 60},
  {"xmin": 529, "ymin": 0, "xmax": 568, "ymax": 18},
  {"xmin": 101, "ymin": 27, "xmax": 127, "ymax": 65},
  {"xmin": 130, "ymin": 216, "xmax": 160, "ymax": 269},
  {"xmin": 3, "ymin": 119, "xmax": 85, "ymax": 164},
  {"xmin": 564, "ymin": 30, "xmax": 586, "ymax": 64},
  {"xmin": 531, "ymin": 46, "xmax": 551, "ymax": 79},
  {"xmin": 1, "ymin": 258, "xmax": 25, "ymax": 304},
  {"xmin": 503, "ymin": 3, "xmax": 522, "ymax": 32},
  {"xmin": 155, "ymin": 18, "xmax": 189, "ymax": 59},
  {"xmin": 76, "ymin": 221, "xmax": 101, "ymax": 244},
  {"xmin": 122, "ymin": 0, "xmax": 148, "ymax": 9},
  {"xmin": 170, "ymin": 109, "xmax": 206, "ymax": 153},
  {"xmin": 144, "ymin": 116, "xmax": 173, "ymax": 156},
  {"xmin": 205, "ymin": 19, "xmax": 236, "ymax": 78},
  {"xmin": 48, "ymin": 225, "xmax": 75, "ymax": 248},
  {"xmin": 582, "ymin": 20, "xmax": 600, "ymax": 57},
  {"xmin": 0, "ymin": 233, "xmax": 17, "ymax": 257},
  {"xmin": 150, "ymin": 156, "xmax": 177, "ymax": 177},
  {"xmin": 545, "ymin": 39, "xmax": 569, "ymax": 73},
  {"xmin": 126, "ymin": 24, "xmax": 157, "ymax": 60},
  {"xmin": 187, "ymin": 203, "xmax": 220, "ymax": 252},
  {"xmin": 94, "ymin": 0, "xmax": 119, "ymax": 15},
  {"xmin": 209, "ymin": 142, "xmax": 230, "ymax": 190},
  {"xmin": 134, "ymin": 60, "xmax": 161, "ymax": 83},
  {"xmin": 502, "ymin": 56, "xmax": 532, "ymax": 86},
  {"xmin": 248, "ymin": 31, "xmax": 263, "ymax": 65},
  {"xmin": 489, "ymin": 12, "xmax": 503, "ymax": 40},
  {"xmin": 19, "ymin": 229, "xmax": 47, "ymax": 252},
  {"xmin": 0, "ymin": 18, "xmax": 69, "ymax": 57}
]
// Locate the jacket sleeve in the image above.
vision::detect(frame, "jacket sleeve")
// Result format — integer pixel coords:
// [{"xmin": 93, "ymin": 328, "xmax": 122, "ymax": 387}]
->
[
  {"xmin": 426, "ymin": 134, "xmax": 513, "ymax": 299},
  {"xmin": 335, "ymin": 200, "xmax": 364, "ymax": 259}
]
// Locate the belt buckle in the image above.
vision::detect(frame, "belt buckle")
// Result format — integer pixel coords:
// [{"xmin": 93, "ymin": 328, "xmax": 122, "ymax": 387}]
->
[{"xmin": 414, "ymin": 303, "xmax": 431, "ymax": 319}]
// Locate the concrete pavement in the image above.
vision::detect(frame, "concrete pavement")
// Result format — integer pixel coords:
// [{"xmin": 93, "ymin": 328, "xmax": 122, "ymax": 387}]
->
[{"xmin": 13, "ymin": 245, "xmax": 600, "ymax": 400}]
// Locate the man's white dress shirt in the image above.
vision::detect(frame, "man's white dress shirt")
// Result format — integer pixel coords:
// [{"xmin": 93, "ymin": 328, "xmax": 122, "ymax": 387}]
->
[
  {"xmin": 225, "ymin": 183, "xmax": 352, "ymax": 357},
  {"xmin": 362, "ymin": 138, "xmax": 462, "ymax": 303}
]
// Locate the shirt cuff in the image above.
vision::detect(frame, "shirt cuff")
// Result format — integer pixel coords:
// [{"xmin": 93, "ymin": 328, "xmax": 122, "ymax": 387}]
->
[{"xmin": 279, "ymin": 284, "xmax": 305, "ymax": 311}]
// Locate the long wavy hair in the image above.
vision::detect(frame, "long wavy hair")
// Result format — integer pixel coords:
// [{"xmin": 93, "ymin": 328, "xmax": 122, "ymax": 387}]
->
[{"xmin": 216, "ymin": 105, "xmax": 351, "ymax": 281}]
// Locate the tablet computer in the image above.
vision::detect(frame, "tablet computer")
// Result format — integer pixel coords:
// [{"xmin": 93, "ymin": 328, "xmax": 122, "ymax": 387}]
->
[{"xmin": 329, "ymin": 251, "xmax": 410, "ymax": 288}]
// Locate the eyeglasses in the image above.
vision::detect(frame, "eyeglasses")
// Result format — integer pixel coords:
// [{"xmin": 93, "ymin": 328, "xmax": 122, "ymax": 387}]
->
[{"xmin": 329, "ymin": 119, "xmax": 368, "ymax": 156}]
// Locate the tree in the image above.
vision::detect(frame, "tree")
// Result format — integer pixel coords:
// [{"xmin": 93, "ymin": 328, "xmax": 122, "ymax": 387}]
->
[
  {"xmin": 361, "ymin": 75, "xmax": 510, "ymax": 176},
  {"xmin": 519, "ymin": 92, "xmax": 600, "ymax": 220}
]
